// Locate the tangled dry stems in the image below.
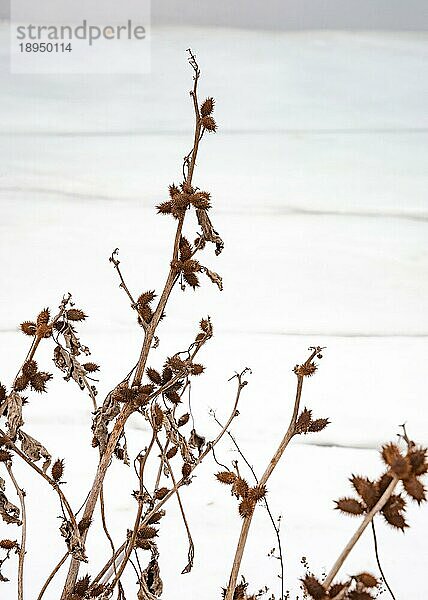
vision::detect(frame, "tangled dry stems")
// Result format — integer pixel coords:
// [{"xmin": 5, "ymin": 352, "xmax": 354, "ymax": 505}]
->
[{"xmin": 0, "ymin": 51, "xmax": 426, "ymax": 600}]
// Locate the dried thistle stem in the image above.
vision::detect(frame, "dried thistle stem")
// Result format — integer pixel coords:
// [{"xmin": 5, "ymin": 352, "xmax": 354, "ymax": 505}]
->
[
  {"xmin": 6, "ymin": 462, "xmax": 26, "ymax": 600},
  {"xmin": 224, "ymin": 348, "xmax": 320, "ymax": 600},
  {"xmin": 108, "ymin": 430, "xmax": 157, "ymax": 590},
  {"xmin": 0, "ymin": 429, "xmax": 80, "ymax": 540},
  {"xmin": 323, "ymin": 476, "xmax": 399, "ymax": 589},
  {"xmin": 91, "ymin": 371, "xmax": 247, "ymax": 588}
]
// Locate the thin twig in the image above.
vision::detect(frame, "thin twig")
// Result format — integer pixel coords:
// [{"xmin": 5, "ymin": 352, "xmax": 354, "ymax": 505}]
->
[
  {"xmin": 224, "ymin": 348, "xmax": 320, "ymax": 600},
  {"xmin": 91, "ymin": 370, "xmax": 247, "ymax": 587},
  {"xmin": 37, "ymin": 553, "xmax": 68, "ymax": 600},
  {"xmin": 212, "ymin": 413, "xmax": 285, "ymax": 599},
  {"xmin": 0, "ymin": 429, "xmax": 81, "ymax": 543},
  {"xmin": 100, "ymin": 485, "xmax": 117, "ymax": 576},
  {"xmin": 108, "ymin": 430, "xmax": 157, "ymax": 590},
  {"xmin": 6, "ymin": 462, "xmax": 26, "ymax": 600},
  {"xmin": 371, "ymin": 520, "xmax": 396, "ymax": 600}
]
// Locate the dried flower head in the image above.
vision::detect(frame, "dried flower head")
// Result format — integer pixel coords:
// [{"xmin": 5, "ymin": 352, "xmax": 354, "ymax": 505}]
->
[
  {"xmin": 67, "ymin": 309, "xmax": 87, "ymax": 322},
  {"xmin": 0, "ymin": 539, "xmax": 18, "ymax": 550},
  {"xmin": 247, "ymin": 485, "xmax": 267, "ymax": 502},
  {"xmin": 355, "ymin": 573, "xmax": 378, "ymax": 588},
  {"xmin": 190, "ymin": 363, "xmax": 204, "ymax": 376},
  {"xmin": 238, "ymin": 498, "xmax": 255, "ymax": 518},
  {"xmin": 83, "ymin": 362, "xmax": 99, "ymax": 373},
  {"xmin": 182, "ymin": 462, "xmax": 192, "ymax": 479},
  {"xmin": 216, "ymin": 471, "xmax": 237, "ymax": 485},
  {"xmin": 301, "ymin": 576, "xmax": 326, "ymax": 599},
  {"xmin": 408, "ymin": 446, "xmax": 428, "ymax": 476},
  {"xmin": 294, "ymin": 362, "xmax": 318, "ymax": 377},
  {"xmin": 201, "ymin": 115, "xmax": 217, "ymax": 132},
  {"xmin": 147, "ymin": 368, "xmax": 162, "ymax": 386},
  {"xmin": 177, "ymin": 413, "xmax": 190, "ymax": 427},
  {"xmin": 166, "ymin": 446, "xmax": 178, "ymax": 460},
  {"xmin": 201, "ymin": 97, "xmax": 215, "ymax": 117},
  {"xmin": 0, "ymin": 450, "xmax": 12, "ymax": 462},
  {"xmin": 52, "ymin": 459, "xmax": 65, "ymax": 482},
  {"xmin": 329, "ymin": 583, "xmax": 347, "ymax": 598},
  {"xmin": 22, "ymin": 360, "xmax": 38, "ymax": 377},
  {"xmin": 402, "ymin": 476, "xmax": 426, "ymax": 504},
  {"xmin": 381, "ymin": 443, "xmax": 402, "ymax": 468},
  {"xmin": 14, "ymin": 374, "xmax": 29, "ymax": 392},
  {"xmin": 74, "ymin": 574, "xmax": 91, "ymax": 595},
  {"xmin": 232, "ymin": 478, "xmax": 249, "ymax": 499},
  {"xmin": 137, "ymin": 525, "xmax": 158, "ymax": 540},
  {"xmin": 37, "ymin": 308, "xmax": 50, "ymax": 326},
  {"xmin": 20, "ymin": 321, "xmax": 37, "ymax": 336},
  {"xmin": 350, "ymin": 476, "xmax": 378, "ymax": 510},
  {"xmin": 154, "ymin": 487, "xmax": 169, "ymax": 500},
  {"xmin": 153, "ymin": 404, "xmax": 164, "ymax": 430},
  {"xmin": 335, "ymin": 498, "xmax": 365, "ymax": 516}
]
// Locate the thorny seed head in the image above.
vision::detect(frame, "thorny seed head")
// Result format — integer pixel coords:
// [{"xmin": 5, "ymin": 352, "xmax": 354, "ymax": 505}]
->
[
  {"xmin": 0, "ymin": 450, "xmax": 13, "ymax": 462},
  {"xmin": 0, "ymin": 539, "xmax": 18, "ymax": 550},
  {"xmin": 178, "ymin": 413, "xmax": 190, "ymax": 427},
  {"xmin": 22, "ymin": 359, "xmax": 38, "ymax": 377},
  {"xmin": 83, "ymin": 362, "xmax": 100, "ymax": 373},
  {"xmin": 66, "ymin": 309, "xmax": 87, "ymax": 322},
  {"xmin": 200, "ymin": 97, "xmax": 215, "ymax": 117},
  {"xmin": 52, "ymin": 459, "xmax": 65, "ymax": 482},
  {"xmin": 301, "ymin": 575, "xmax": 326, "ymax": 600},
  {"xmin": 201, "ymin": 115, "xmax": 217, "ymax": 132},
  {"xmin": 14, "ymin": 374, "xmax": 29, "ymax": 392},
  {"xmin": 354, "ymin": 573, "xmax": 378, "ymax": 588},
  {"xmin": 216, "ymin": 471, "xmax": 237, "ymax": 485},
  {"xmin": 335, "ymin": 497, "xmax": 365, "ymax": 516},
  {"xmin": 20, "ymin": 321, "xmax": 36, "ymax": 336},
  {"xmin": 154, "ymin": 487, "xmax": 169, "ymax": 500},
  {"xmin": 37, "ymin": 308, "xmax": 50, "ymax": 326},
  {"xmin": 238, "ymin": 497, "xmax": 255, "ymax": 518},
  {"xmin": 293, "ymin": 362, "xmax": 318, "ymax": 377}
]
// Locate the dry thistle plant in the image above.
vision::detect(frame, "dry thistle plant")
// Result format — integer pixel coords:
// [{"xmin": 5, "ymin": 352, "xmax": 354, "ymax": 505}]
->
[{"xmin": 0, "ymin": 51, "xmax": 427, "ymax": 600}]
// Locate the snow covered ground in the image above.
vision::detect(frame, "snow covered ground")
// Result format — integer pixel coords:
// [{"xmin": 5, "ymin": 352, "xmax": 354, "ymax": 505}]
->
[{"xmin": 0, "ymin": 25, "xmax": 427, "ymax": 599}]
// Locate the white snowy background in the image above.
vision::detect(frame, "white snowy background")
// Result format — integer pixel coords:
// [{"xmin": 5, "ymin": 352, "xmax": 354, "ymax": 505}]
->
[{"xmin": 0, "ymin": 22, "xmax": 427, "ymax": 600}]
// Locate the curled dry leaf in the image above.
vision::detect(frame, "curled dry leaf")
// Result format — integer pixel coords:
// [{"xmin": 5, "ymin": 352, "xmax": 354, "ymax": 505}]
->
[
  {"xmin": 0, "ymin": 477, "xmax": 21, "ymax": 525},
  {"xmin": 92, "ymin": 392, "xmax": 121, "ymax": 454},
  {"xmin": 6, "ymin": 392, "xmax": 24, "ymax": 440},
  {"xmin": 203, "ymin": 267, "xmax": 223, "ymax": 291},
  {"xmin": 138, "ymin": 558, "xmax": 163, "ymax": 600},
  {"xmin": 195, "ymin": 208, "xmax": 224, "ymax": 255},
  {"xmin": 59, "ymin": 519, "xmax": 87, "ymax": 562},
  {"xmin": 189, "ymin": 428, "xmax": 205, "ymax": 455},
  {"xmin": 19, "ymin": 430, "xmax": 52, "ymax": 472}
]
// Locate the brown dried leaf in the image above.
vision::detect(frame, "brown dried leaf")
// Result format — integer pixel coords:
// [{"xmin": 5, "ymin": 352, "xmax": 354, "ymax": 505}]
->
[
  {"xmin": 0, "ymin": 477, "xmax": 21, "ymax": 525},
  {"xmin": 138, "ymin": 558, "xmax": 163, "ymax": 600},
  {"xmin": 203, "ymin": 267, "xmax": 223, "ymax": 291},
  {"xmin": 6, "ymin": 392, "xmax": 23, "ymax": 440},
  {"xmin": 196, "ymin": 208, "xmax": 224, "ymax": 255},
  {"xmin": 19, "ymin": 430, "xmax": 51, "ymax": 472}
]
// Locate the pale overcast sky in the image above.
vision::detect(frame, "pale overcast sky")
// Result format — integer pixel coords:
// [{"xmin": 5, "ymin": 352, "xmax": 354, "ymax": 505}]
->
[{"xmin": 1, "ymin": 0, "xmax": 427, "ymax": 30}]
